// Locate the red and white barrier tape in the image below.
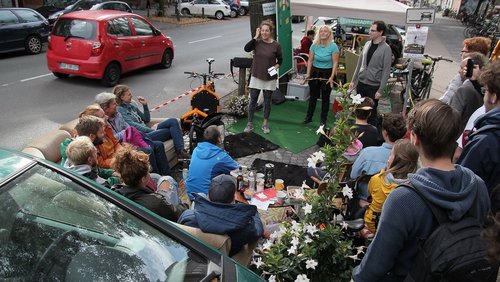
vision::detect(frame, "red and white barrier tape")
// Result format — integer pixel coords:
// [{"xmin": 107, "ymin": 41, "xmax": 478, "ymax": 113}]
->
[{"xmin": 148, "ymin": 72, "xmax": 237, "ymax": 112}]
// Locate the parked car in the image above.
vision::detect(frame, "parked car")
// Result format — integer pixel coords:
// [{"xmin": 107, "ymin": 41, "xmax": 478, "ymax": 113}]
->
[
  {"xmin": 35, "ymin": 0, "xmax": 79, "ymax": 18},
  {"xmin": 180, "ymin": 0, "xmax": 231, "ymax": 20},
  {"xmin": 0, "ymin": 146, "xmax": 263, "ymax": 281},
  {"xmin": 48, "ymin": 0, "xmax": 132, "ymax": 27},
  {"xmin": 224, "ymin": 0, "xmax": 239, "ymax": 18},
  {"xmin": 0, "ymin": 8, "xmax": 50, "ymax": 55},
  {"xmin": 46, "ymin": 10, "xmax": 174, "ymax": 86},
  {"xmin": 236, "ymin": 0, "xmax": 248, "ymax": 16}
]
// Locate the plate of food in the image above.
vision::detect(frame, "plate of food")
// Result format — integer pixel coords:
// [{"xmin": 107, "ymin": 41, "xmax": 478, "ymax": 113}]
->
[{"xmin": 287, "ymin": 186, "xmax": 305, "ymax": 201}]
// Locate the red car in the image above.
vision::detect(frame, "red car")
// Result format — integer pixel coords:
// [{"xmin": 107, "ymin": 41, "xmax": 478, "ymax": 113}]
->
[{"xmin": 46, "ymin": 10, "xmax": 174, "ymax": 86}]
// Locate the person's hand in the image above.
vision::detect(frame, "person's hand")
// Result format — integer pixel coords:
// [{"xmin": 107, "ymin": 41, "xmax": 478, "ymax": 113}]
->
[
  {"xmin": 137, "ymin": 96, "xmax": 148, "ymax": 105},
  {"xmin": 327, "ymin": 77, "xmax": 334, "ymax": 88},
  {"xmin": 254, "ymin": 27, "xmax": 260, "ymax": 40},
  {"xmin": 375, "ymin": 91, "xmax": 382, "ymax": 100},
  {"xmin": 470, "ymin": 64, "xmax": 480, "ymax": 81}
]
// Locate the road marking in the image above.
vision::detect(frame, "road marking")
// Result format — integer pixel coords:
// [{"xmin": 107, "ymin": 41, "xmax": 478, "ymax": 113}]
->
[
  {"xmin": 2, "ymin": 73, "xmax": 52, "ymax": 87},
  {"xmin": 188, "ymin": 36, "xmax": 222, "ymax": 44},
  {"xmin": 20, "ymin": 73, "xmax": 52, "ymax": 82}
]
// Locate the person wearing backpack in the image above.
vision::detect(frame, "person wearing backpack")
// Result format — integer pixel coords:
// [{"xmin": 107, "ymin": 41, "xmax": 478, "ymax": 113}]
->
[{"xmin": 352, "ymin": 99, "xmax": 493, "ymax": 281}]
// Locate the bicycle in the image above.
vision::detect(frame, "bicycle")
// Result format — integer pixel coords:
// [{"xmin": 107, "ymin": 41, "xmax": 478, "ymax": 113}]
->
[
  {"xmin": 400, "ymin": 54, "xmax": 453, "ymax": 112},
  {"xmin": 180, "ymin": 58, "xmax": 225, "ymax": 153}
]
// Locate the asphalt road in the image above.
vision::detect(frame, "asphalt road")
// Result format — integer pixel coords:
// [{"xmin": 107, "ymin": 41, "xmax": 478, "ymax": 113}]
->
[{"xmin": 0, "ymin": 13, "xmax": 464, "ymax": 151}]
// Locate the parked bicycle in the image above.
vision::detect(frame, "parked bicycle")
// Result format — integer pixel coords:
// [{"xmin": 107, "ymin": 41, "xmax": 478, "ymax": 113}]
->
[{"xmin": 399, "ymin": 54, "xmax": 453, "ymax": 111}]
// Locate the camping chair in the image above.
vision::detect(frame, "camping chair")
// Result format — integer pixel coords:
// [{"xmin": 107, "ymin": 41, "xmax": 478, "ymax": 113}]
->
[{"xmin": 293, "ymin": 47, "xmax": 309, "ymax": 78}]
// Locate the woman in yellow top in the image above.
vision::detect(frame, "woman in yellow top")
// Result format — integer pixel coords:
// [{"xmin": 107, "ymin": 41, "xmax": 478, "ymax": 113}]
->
[{"xmin": 363, "ymin": 139, "xmax": 419, "ymax": 234}]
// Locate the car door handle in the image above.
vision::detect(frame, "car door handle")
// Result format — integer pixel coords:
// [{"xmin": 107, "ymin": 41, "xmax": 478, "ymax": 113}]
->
[
  {"xmin": 113, "ymin": 42, "xmax": 120, "ymax": 47},
  {"xmin": 141, "ymin": 41, "xmax": 146, "ymax": 46}
]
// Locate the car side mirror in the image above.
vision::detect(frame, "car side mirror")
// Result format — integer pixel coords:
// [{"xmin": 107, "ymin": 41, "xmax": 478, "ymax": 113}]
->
[{"xmin": 153, "ymin": 28, "xmax": 161, "ymax": 36}]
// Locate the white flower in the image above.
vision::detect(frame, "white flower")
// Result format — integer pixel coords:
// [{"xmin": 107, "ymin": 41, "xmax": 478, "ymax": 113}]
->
[
  {"xmin": 304, "ymin": 236, "xmax": 313, "ymax": 244},
  {"xmin": 303, "ymin": 203, "xmax": 313, "ymax": 215},
  {"xmin": 252, "ymin": 257, "xmax": 264, "ymax": 268},
  {"xmin": 305, "ymin": 259, "xmax": 318, "ymax": 270},
  {"xmin": 355, "ymin": 246, "xmax": 365, "ymax": 255},
  {"xmin": 307, "ymin": 157, "xmax": 317, "ymax": 168},
  {"xmin": 312, "ymin": 151, "xmax": 325, "ymax": 162},
  {"xmin": 291, "ymin": 220, "xmax": 301, "ymax": 231},
  {"xmin": 316, "ymin": 124, "xmax": 327, "ymax": 136},
  {"xmin": 301, "ymin": 180, "xmax": 311, "ymax": 189},
  {"xmin": 268, "ymin": 275, "xmax": 277, "ymax": 282},
  {"xmin": 340, "ymin": 221, "xmax": 349, "ymax": 230},
  {"xmin": 347, "ymin": 254, "xmax": 361, "ymax": 261},
  {"xmin": 304, "ymin": 223, "xmax": 318, "ymax": 236},
  {"xmin": 342, "ymin": 184, "xmax": 353, "ymax": 199},
  {"xmin": 263, "ymin": 240, "xmax": 273, "ymax": 250},
  {"xmin": 291, "ymin": 236, "xmax": 300, "ymax": 247},
  {"xmin": 350, "ymin": 93, "xmax": 365, "ymax": 105},
  {"xmin": 287, "ymin": 245, "xmax": 297, "ymax": 255},
  {"xmin": 295, "ymin": 274, "xmax": 310, "ymax": 282}
]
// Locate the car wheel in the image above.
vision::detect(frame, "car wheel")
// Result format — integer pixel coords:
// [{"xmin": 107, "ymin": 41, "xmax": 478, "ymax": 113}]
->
[
  {"xmin": 101, "ymin": 62, "xmax": 121, "ymax": 87},
  {"xmin": 160, "ymin": 49, "xmax": 173, "ymax": 69},
  {"xmin": 25, "ymin": 35, "xmax": 42, "ymax": 55},
  {"xmin": 215, "ymin": 11, "xmax": 224, "ymax": 20},
  {"xmin": 181, "ymin": 8, "xmax": 190, "ymax": 15},
  {"xmin": 230, "ymin": 10, "xmax": 237, "ymax": 18},
  {"xmin": 53, "ymin": 72, "xmax": 69, "ymax": 78},
  {"xmin": 238, "ymin": 7, "xmax": 247, "ymax": 16}
]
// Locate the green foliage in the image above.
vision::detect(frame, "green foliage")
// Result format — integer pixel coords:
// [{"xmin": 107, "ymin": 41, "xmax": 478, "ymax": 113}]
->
[{"xmin": 252, "ymin": 86, "xmax": 365, "ymax": 281}]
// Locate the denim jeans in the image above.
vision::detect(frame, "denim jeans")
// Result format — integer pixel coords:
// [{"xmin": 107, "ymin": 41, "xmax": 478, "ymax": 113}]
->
[
  {"xmin": 140, "ymin": 140, "xmax": 170, "ymax": 176},
  {"xmin": 146, "ymin": 118, "xmax": 184, "ymax": 152},
  {"xmin": 248, "ymin": 88, "xmax": 273, "ymax": 122},
  {"xmin": 152, "ymin": 175, "xmax": 181, "ymax": 205}
]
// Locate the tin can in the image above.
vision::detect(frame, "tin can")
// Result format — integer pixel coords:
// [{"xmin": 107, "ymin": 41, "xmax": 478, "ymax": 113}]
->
[{"xmin": 264, "ymin": 163, "xmax": 275, "ymax": 188}]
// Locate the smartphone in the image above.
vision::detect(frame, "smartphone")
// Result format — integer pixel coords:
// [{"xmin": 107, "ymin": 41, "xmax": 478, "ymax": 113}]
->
[{"xmin": 465, "ymin": 59, "xmax": 474, "ymax": 78}]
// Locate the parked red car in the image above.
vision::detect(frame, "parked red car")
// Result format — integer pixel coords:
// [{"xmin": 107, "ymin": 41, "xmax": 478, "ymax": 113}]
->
[{"xmin": 46, "ymin": 10, "xmax": 174, "ymax": 86}]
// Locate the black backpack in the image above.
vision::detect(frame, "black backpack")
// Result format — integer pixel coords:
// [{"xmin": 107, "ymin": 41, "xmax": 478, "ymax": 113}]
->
[{"xmin": 402, "ymin": 184, "xmax": 498, "ymax": 282}]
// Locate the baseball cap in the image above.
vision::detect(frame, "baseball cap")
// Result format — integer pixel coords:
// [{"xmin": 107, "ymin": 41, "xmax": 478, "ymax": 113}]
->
[{"xmin": 209, "ymin": 174, "xmax": 237, "ymax": 203}]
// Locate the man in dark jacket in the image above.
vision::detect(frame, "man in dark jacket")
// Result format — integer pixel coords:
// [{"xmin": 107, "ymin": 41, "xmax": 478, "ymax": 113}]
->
[
  {"xmin": 353, "ymin": 99, "xmax": 490, "ymax": 281},
  {"xmin": 458, "ymin": 61, "xmax": 500, "ymax": 195},
  {"xmin": 178, "ymin": 174, "xmax": 264, "ymax": 256}
]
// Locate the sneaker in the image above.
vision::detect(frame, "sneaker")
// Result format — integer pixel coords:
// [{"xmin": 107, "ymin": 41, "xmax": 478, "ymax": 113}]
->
[
  {"xmin": 177, "ymin": 150, "xmax": 191, "ymax": 160},
  {"xmin": 262, "ymin": 125, "xmax": 270, "ymax": 134},
  {"xmin": 244, "ymin": 123, "xmax": 253, "ymax": 133}
]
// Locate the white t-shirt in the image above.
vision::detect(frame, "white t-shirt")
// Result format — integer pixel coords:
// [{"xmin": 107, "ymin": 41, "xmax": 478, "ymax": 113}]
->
[{"xmin": 457, "ymin": 105, "xmax": 485, "ymax": 148}]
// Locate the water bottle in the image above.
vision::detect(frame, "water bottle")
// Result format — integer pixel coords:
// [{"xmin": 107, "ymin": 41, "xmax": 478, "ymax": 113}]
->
[{"xmin": 182, "ymin": 160, "xmax": 189, "ymax": 180}]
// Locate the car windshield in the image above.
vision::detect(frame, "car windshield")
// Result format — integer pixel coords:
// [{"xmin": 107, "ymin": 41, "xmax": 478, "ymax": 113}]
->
[
  {"xmin": 0, "ymin": 164, "xmax": 211, "ymax": 280},
  {"xmin": 52, "ymin": 18, "xmax": 97, "ymax": 40}
]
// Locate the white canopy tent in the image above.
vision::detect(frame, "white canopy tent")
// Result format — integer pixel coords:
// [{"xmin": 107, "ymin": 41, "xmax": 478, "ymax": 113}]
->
[{"xmin": 291, "ymin": 0, "xmax": 410, "ymax": 25}]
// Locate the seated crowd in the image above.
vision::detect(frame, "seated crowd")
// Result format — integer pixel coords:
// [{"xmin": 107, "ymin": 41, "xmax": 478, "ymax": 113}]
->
[{"xmin": 56, "ymin": 36, "xmax": 499, "ymax": 279}]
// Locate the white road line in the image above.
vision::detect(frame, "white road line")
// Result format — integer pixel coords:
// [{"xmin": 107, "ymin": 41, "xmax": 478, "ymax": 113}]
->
[
  {"xmin": 188, "ymin": 36, "xmax": 222, "ymax": 44},
  {"xmin": 20, "ymin": 73, "xmax": 52, "ymax": 82}
]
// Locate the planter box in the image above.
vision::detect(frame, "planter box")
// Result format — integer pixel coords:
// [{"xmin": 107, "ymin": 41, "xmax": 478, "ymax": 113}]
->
[{"xmin": 287, "ymin": 82, "xmax": 309, "ymax": 101}]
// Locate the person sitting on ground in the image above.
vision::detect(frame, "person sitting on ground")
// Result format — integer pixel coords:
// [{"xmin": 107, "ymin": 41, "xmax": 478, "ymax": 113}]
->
[
  {"xmin": 458, "ymin": 61, "xmax": 500, "ymax": 193},
  {"xmin": 352, "ymin": 97, "xmax": 379, "ymax": 148},
  {"xmin": 186, "ymin": 125, "xmax": 239, "ymax": 199},
  {"xmin": 112, "ymin": 144, "xmax": 188, "ymax": 221},
  {"xmin": 95, "ymin": 92, "xmax": 171, "ymax": 176},
  {"xmin": 352, "ymin": 99, "xmax": 491, "ymax": 281},
  {"xmin": 113, "ymin": 85, "xmax": 190, "ymax": 159},
  {"xmin": 178, "ymin": 174, "xmax": 264, "ymax": 256},
  {"xmin": 65, "ymin": 136, "xmax": 113, "ymax": 187},
  {"xmin": 449, "ymin": 52, "xmax": 488, "ymax": 134},
  {"xmin": 439, "ymin": 36, "xmax": 491, "ymax": 104},
  {"xmin": 361, "ymin": 139, "xmax": 419, "ymax": 238},
  {"xmin": 350, "ymin": 113, "xmax": 407, "ymax": 205}
]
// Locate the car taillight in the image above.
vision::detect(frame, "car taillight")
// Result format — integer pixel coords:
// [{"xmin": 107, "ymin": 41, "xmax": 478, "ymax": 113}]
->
[{"xmin": 91, "ymin": 41, "xmax": 103, "ymax": 56}]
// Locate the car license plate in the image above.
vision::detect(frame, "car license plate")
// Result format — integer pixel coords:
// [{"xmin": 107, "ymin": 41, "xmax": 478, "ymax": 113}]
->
[{"xmin": 59, "ymin": 63, "xmax": 79, "ymax": 71}]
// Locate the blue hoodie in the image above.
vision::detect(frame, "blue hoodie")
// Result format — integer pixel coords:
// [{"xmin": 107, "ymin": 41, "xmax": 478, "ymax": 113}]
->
[
  {"xmin": 178, "ymin": 194, "xmax": 263, "ymax": 256},
  {"xmin": 353, "ymin": 165, "xmax": 490, "ymax": 281},
  {"xmin": 185, "ymin": 142, "xmax": 239, "ymax": 198},
  {"xmin": 458, "ymin": 107, "xmax": 500, "ymax": 192}
]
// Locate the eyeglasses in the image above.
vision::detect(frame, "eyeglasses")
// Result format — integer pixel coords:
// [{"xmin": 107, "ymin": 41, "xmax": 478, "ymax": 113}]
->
[
  {"xmin": 369, "ymin": 29, "xmax": 378, "ymax": 32},
  {"xmin": 460, "ymin": 50, "xmax": 468, "ymax": 53}
]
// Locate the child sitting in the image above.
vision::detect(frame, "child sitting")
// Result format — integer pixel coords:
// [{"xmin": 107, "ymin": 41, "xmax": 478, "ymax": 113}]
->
[{"xmin": 361, "ymin": 139, "xmax": 419, "ymax": 238}]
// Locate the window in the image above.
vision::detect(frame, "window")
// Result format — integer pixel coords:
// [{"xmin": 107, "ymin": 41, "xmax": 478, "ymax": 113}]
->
[
  {"xmin": 13, "ymin": 9, "xmax": 44, "ymax": 23},
  {"xmin": 107, "ymin": 17, "xmax": 132, "ymax": 36},
  {"xmin": 208, "ymin": 0, "xmax": 219, "ymax": 4},
  {"xmin": 0, "ymin": 10, "xmax": 19, "ymax": 24},
  {"xmin": 0, "ymin": 164, "xmax": 209, "ymax": 280},
  {"xmin": 130, "ymin": 17, "xmax": 153, "ymax": 36},
  {"xmin": 52, "ymin": 18, "xmax": 97, "ymax": 39}
]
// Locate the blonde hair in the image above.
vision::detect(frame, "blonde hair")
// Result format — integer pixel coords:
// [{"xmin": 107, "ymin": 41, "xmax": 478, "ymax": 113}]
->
[
  {"xmin": 383, "ymin": 139, "xmax": 419, "ymax": 179},
  {"xmin": 112, "ymin": 84, "xmax": 130, "ymax": 106},
  {"xmin": 79, "ymin": 104, "xmax": 103, "ymax": 118},
  {"xmin": 66, "ymin": 136, "xmax": 96, "ymax": 165},
  {"xmin": 313, "ymin": 25, "xmax": 333, "ymax": 46},
  {"xmin": 112, "ymin": 144, "xmax": 151, "ymax": 187}
]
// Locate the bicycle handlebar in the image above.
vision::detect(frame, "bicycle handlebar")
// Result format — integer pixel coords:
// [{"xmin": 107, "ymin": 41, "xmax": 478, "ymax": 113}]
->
[
  {"xmin": 423, "ymin": 54, "xmax": 453, "ymax": 63},
  {"xmin": 184, "ymin": 72, "xmax": 225, "ymax": 78}
]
